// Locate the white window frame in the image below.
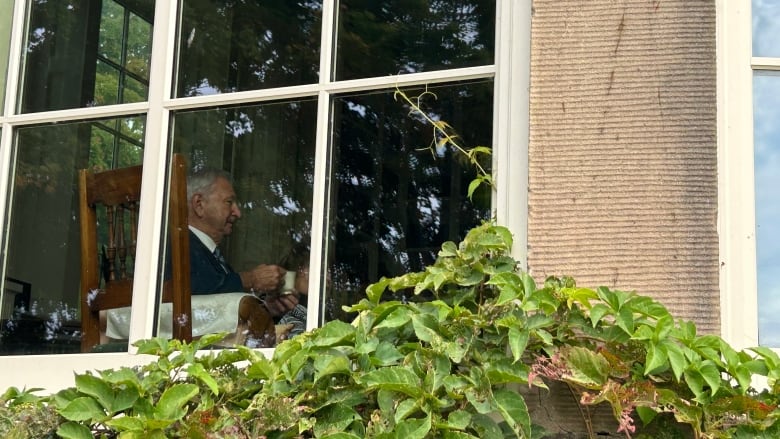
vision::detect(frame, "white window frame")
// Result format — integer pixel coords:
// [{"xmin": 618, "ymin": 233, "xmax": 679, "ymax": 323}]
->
[
  {"xmin": 717, "ymin": 0, "xmax": 762, "ymax": 351},
  {"xmin": 0, "ymin": 0, "xmax": 530, "ymax": 392}
]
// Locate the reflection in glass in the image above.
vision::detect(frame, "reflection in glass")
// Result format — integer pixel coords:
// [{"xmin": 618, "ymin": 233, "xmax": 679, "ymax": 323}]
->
[
  {"xmin": 753, "ymin": 0, "xmax": 780, "ymax": 57},
  {"xmin": 0, "ymin": 116, "xmax": 144, "ymax": 355},
  {"xmin": 175, "ymin": 1, "xmax": 321, "ymax": 97},
  {"xmin": 171, "ymin": 99, "xmax": 316, "ymax": 312},
  {"xmin": 0, "ymin": 0, "xmax": 12, "ymax": 113},
  {"xmin": 20, "ymin": 0, "xmax": 153, "ymax": 112},
  {"xmin": 325, "ymin": 81, "xmax": 493, "ymax": 322},
  {"xmin": 754, "ymin": 73, "xmax": 780, "ymax": 347},
  {"xmin": 336, "ymin": 0, "xmax": 495, "ymax": 81}
]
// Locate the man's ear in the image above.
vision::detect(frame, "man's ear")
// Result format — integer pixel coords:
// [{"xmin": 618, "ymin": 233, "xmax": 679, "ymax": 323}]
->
[{"xmin": 190, "ymin": 193, "xmax": 205, "ymax": 217}]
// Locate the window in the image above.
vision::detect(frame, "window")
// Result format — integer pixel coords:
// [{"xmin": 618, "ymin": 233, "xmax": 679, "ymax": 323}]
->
[
  {"xmin": 752, "ymin": 1, "xmax": 780, "ymax": 347},
  {"xmin": 0, "ymin": 0, "xmax": 529, "ymax": 391}
]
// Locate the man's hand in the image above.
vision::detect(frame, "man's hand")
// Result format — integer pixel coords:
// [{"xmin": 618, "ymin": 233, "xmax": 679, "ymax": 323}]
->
[
  {"xmin": 264, "ymin": 293, "xmax": 298, "ymax": 317},
  {"xmin": 241, "ymin": 264, "xmax": 286, "ymax": 292}
]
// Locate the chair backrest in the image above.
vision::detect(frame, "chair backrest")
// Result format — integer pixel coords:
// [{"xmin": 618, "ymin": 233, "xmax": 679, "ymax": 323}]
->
[{"xmin": 79, "ymin": 154, "xmax": 192, "ymax": 352}]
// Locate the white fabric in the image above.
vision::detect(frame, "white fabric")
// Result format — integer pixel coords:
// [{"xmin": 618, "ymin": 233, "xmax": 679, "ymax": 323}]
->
[{"xmin": 105, "ymin": 292, "xmax": 251, "ymax": 340}]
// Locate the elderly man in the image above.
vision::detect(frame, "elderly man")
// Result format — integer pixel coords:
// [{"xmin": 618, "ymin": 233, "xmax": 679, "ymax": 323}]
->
[{"xmin": 187, "ymin": 167, "xmax": 298, "ymax": 343}]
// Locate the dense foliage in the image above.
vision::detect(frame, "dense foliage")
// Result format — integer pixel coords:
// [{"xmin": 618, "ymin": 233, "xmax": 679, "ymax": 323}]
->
[
  {"xmin": 2, "ymin": 223, "xmax": 780, "ymax": 438},
  {"xmin": 0, "ymin": 224, "xmax": 771, "ymax": 438}
]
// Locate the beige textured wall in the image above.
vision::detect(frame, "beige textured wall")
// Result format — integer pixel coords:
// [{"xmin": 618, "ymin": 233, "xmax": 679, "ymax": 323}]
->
[
  {"xmin": 529, "ymin": 0, "xmax": 718, "ymax": 332},
  {"xmin": 527, "ymin": 1, "xmax": 717, "ymax": 435}
]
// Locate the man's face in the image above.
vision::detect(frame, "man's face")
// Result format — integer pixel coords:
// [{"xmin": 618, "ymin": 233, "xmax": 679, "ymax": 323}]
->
[{"xmin": 197, "ymin": 176, "xmax": 241, "ymax": 243}]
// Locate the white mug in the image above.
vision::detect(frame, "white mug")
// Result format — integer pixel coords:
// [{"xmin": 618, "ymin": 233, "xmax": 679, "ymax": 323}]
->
[{"xmin": 280, "ymin": 271, "xmax": 297, "ymax": 295}]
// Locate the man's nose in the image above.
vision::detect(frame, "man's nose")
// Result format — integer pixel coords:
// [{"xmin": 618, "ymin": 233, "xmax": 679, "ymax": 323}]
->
[{"xmin": 232, "ymin": 203, "xmax": 241, "ymax": 218}]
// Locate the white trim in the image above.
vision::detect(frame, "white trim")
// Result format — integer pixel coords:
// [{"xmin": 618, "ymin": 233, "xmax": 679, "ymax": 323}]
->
[
  {"xmin": 751, "ymin": 57, "xmax": 780, "ymax": 71},
  {"xmin": 319, "ymin": 0, "xmax": 337, "ymax": 83},
  {"xmin": 1, "ymin": 0, "xmax": 24, "ymax": 117},
  {"xmin": 717, "ymin": 0, "xmax": 757, "ymax": 350},
  {"xmin": 158, "ymin": 66, "xmax": 495, "ymax": 112},
  {"xmin": 493, "ymin": 0, "xmax": 530, "ymax": 270},
  {"xmin": 127, "ymin": 0, "xmax": 179, "ymax": 352},
  {"xmin": 308, "ymin": 90, "xmax": 331, "ymax": 329},
  {"xmin": 2, "ymin": 102, "xmax": 149, "ymax": 126}
]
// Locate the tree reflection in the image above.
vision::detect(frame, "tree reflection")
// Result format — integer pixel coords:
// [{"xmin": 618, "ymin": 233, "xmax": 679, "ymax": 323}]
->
[
  {"xmin": 327, "ymin": 82, "xmax": 493, "ymax": 321},
  {"xmin": 337, "ymin": 0, "xmax": 495, "ymax": 79},
  {"xmin": 176, "ymin": 0, "xmax": 322, "ymax": 96}
]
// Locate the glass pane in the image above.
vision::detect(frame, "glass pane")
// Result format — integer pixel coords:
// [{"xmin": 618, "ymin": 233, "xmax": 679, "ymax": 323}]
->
[
  {"xmin": 0, "ymin": 116, "xmax": 145, "ymax": 355},
  {"xmin": 325, "ymin": 81, "xmax": 493, "ymax": 322},
  {"xmin": 166, "ymin": 99, "xmax": 316, "ymax": 343},
  {"xmin": 336, "ymin": 0, "xmax": 496, "ymax": 81},
  {"xmin": 175, "ymin": 0, "xmax": 321, "ymax": 97},
  {"xmin": 753, "ymin": 0, "xmax": 780, "ymax": 57},
  {"xmin": 0, "ymin": 0, "xmax": 12, "ymax": 113},
  {"xmin": 20, "ymin": 0, "xmax": 153, "ymax": 112},
  {"xmin": 755, "ymin": 72, "xmax": 780, "ymax": 347}
]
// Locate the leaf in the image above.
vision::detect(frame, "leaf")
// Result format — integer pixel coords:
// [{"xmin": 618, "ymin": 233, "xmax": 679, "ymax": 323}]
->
[
  {"xmin": 596, "ymin": 287, "xmax": 621, "ymax": 311},
  {"xmin": 508, "ymin": 327, "xmax": 530, "ymax": 362},
  {"xmin": 394, "ymin": 398, "xmax": 418, "ymax": 423},
  {"xmin": 186, "ymin": 363, "xmax": 219, "ymax": 396},
  {"xmin": 74, "ymin": 373, "xmax": 114, "ymax": 411},
  {"xmin": 562, "ymin": 346, "xmax": 609, "ymax": 388},
  {"xmin": 699, "ymin": 362, "xmax": 723, "ymax": 396},
  {"xmin": 111, "ymin": 386, "xmax": 139, "ymax": 413},
  {"xmin": 153, "ymin": 383, "xmax": 198, "ymax": 420},
  {"xmin": 467, "ymin": 178, "xmax": 481, "ymax": 199},
  {"xmin": 465, "ymin": 388, "xmax": 494, "ymax": 414},
  {"xmin": 101, "ymin": 367, "xmax": 142, "ymax": 387},
  {"xmin": 653, "ymin": 314, "xmax": 674, "ymax": 340},
  {"xmin": 635, "ymin": 406, "xmax": 658, "ymax": 425},
  {"xmin": 374, "ymin": 307, "xmax": 412, "ymax": 329},
  {"xmin": 469, "ymin": 146, "xmax": 492, "ymax": 157},
  {"xmin": 314, "ymin": 352, "xmax": 352, "ymax": 383},
  {"xmin": 616, "ymin": 306, "xmax": 635, "ymax": 335},
  {"xmin": 359, "ymin": 367, "xmax": 423, "ymax": 398},
  {"xmin": 644, "ymin": 343, "xmax": 669, "ymax": 376},
  {"xmin": 56, "ymin": 421, "xmax": 94, "ymax": 439},
  {"xmin": 439, "ymin": 241, "xmax": 458, "ymax": 257},
  {"xmin": 319, "ymin": 433, "xmax": 363, "ymax": 439},
  {"xmin": 493, "ymin": 388, "xmax": 532, "ymax": 439},
  {"xmin": 588, "ymin": 304, "xmax": 611, "ymax": 327},
  {"xmin": 105, "ymin": 415, "xmax": 146, "ymax": 431},
  {"xmin": 58, "ymin": 396, "xmax": 106, "ymax": 422},
  {"xmin": 445, "ymin": 409, "xmax": 472, "ymax": 430},
  {"xmin": 469, "ymin": 413, "xmax": 504, "ymax": 438},
  {"xmin": 395, "ymin": 414, "xmax": 432, "ymax": 439},
  {"xmin": 412, "ymin": 314, "xmax": 441, "ymax": 344},
  {"xmin": 733, "ymin": 364, "xmax": 753, "ymax": 392},
  {"xmin": 366, "ymin": 277, "xmax": 391, "ymax": 304},
  {"xmin": 494, "ymin": 226, "xmax": 514, "ymax": 250},
  {"xmin": 312, "ymin": 320, "xmax": 356, "ymax": 347},
  {"xmin": 313, "ymin": 403, "xmax": 360, "ymax": 437},
  {"xmin": 371, "ymin": 341, "xmax": 405, "ymax": 366},
  {"xmin": 488, "ymin": 272, "xmax": 523, "ymax": 305},
  {"xmin": 664, "ymin": 341, "xmax": 687, "ymax": 381}
]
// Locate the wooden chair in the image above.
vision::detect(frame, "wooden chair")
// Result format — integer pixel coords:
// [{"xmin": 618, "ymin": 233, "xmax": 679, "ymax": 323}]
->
[{"xmin": 79, "ymin": 154, "xmax": 192, "ymax": 352}]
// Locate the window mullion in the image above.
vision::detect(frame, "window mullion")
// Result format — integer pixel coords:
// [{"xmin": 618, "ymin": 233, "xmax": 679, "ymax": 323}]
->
[
  {"xmin": 127, "ymin": 0, "xmax": 178, "ymax": 351},
  {"xmin": 307, "ymin": 0, "xmax": 337, "ymax": 329}
]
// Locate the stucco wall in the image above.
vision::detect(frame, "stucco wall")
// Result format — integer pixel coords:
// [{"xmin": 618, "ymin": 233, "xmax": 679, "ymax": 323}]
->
[{"xmin": 527, "ymin": 0, "xmax": 717, "ymax": 436}]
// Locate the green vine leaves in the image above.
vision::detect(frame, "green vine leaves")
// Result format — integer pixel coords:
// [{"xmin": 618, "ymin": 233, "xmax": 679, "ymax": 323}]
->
[{"xmin": 393, "ymin": 87, "xmax": 494, "ymax": 200}]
